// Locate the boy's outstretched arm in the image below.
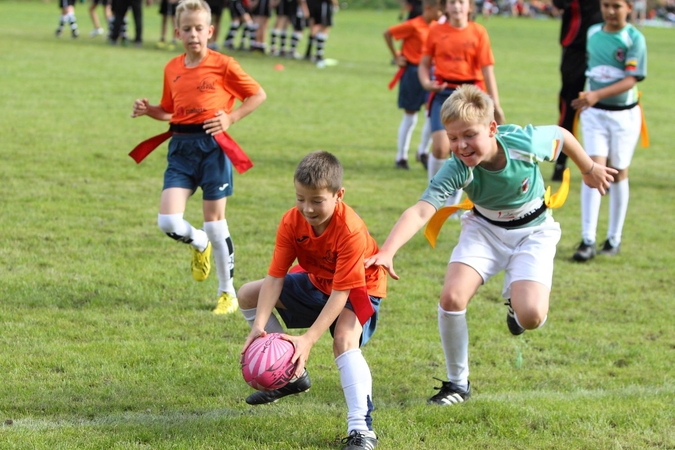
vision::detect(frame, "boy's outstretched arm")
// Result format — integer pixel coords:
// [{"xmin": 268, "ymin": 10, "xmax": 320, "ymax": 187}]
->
[
  {"xmin": 241, "ymin": 275, "xmax": 285, "ymax": 356},
  {"xmin": 131, "ymin": 98, "xmax": 172, "ymax": 121},
  {"xmin": 559, "ymin": 127, "xmax": 618, "ymax": 195},
  {"xmin": 571, "ymin": 76, "xmax": 638, "ymax": 111},
  {"xmin": 364, "ymin": 200, "xmax": 436, "ymax": 279},
  {"xmin": 204, "ymin": 87, "xmax": 267, "ymax": 135}
]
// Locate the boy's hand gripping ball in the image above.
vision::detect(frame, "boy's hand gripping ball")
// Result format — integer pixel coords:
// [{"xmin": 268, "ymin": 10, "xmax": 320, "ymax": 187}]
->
[{"xmin": 241, "ymin": 333, "xmax": 296, "ymax": 391}]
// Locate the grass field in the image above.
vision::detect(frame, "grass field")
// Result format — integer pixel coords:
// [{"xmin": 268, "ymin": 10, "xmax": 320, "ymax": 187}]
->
[{"xmin": 1, "ymin": 2, "xmax": 675, "ymax": 449}]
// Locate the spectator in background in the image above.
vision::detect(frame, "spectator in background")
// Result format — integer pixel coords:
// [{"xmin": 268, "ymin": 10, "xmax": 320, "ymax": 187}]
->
[
  {"xmin": 110, "ymin": 0, "xmax": 149, "ymax": 46},
  {"xmin": 631, "ymin": 0, "xmax": 647, "ymax": 26},
  {"xmin": 551, "ymin": 0, "xmax": 602, "ymax": 181}
]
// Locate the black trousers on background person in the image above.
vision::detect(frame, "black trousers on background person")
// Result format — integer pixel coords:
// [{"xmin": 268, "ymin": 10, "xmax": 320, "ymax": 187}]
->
[
  {"xmin": 110, "ymin": 0, "xmax": 143, "ymax": 44},
  {"xmin": 554, "ymin": 46, "xmax": 586, "ymax": 178}
]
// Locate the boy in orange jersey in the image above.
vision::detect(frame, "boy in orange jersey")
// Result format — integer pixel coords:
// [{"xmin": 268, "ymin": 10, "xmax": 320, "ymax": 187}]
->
[
  {"xmin": 384, "ymin": 0, "xmax": 443, "ymax": 170},
  {"xmin": 420, "ymin": 0, "xmax": 505, "ymax": 203},
  {"xmin": 131, "ymin": 0, "xmax": 266, "ymax": 315},
  {"xmin": 238, "ymin": 151, "xmax": 386, "ymax": 450}
]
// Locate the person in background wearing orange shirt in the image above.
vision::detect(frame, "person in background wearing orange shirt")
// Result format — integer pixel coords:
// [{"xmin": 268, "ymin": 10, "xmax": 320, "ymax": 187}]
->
[
  {"xmin": 419, "ymin": 0, "xmax": 504, "ymax": 205},
  {"xmin": 130, "ymin": 0, "xmax": 266, "ymax": 315},
  {"xmin": 238, "ymin": 151, "xmax": 386, "ymax": 450},
  {"xmin": 384, "ymin": 0, "xmax": 443, "ymax": 171}
]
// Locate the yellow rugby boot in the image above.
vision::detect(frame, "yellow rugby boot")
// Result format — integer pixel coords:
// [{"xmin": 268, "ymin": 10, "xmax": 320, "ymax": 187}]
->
[
  {"xmin": 191, "ymin": 242, "xmax": 211, "ymax": 282},
  {"xmin": 213, "ymin": 292, "xmax": 239, "ymax": 315}
]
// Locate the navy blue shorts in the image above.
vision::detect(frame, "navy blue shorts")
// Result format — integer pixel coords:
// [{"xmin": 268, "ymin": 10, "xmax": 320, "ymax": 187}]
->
[
  {"xmin": 429, "ymin": 87, "xmax": 456, "ymax": 132},
  {"xmin": 276, "ymin": 273, "xmax": 381, "ymax": 347},
  {"xmin": 398, "ymin": 65, "xmax": 427, "ymax": 112},
  {"xmin": 163, "ymin": 133, "xmax": 234, "ymax": 200}
]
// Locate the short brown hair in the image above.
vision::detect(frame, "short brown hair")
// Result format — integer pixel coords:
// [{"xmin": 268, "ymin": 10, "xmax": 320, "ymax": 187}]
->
[{"xmin": 294, "ymin": 151, "xmax": 343, "ymax": 193}]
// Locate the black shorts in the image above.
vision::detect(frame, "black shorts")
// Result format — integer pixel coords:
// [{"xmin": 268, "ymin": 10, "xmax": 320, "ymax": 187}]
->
[
  {"xmin": 92, "ymin": 0, "xmax": 111, "ymax": 6},
  {"xmin": 206, "ymin": 0, "xmax": 225, "ymax": 16},
  {"xmin": 159, "ymin": 0, "xmax": 178, "ymax": 17},
  {"xmin": 308, "ymin": 0, "xmax": 332, "ymax": 26},
  {"xmin": 251, "ymin": 0, "xmax": 272, "ymax": 17},
  {"xmin": 58, "ymin": 0, "xmax": 76, "ymax": 8},
  {"xmin": 229, "ymin": 0, "xmax": 249, "ymax": 19}
]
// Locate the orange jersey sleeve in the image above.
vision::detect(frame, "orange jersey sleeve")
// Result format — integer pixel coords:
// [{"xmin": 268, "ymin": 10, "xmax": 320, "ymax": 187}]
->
[
  {"xmin": 268, "ymin": 202, "xmax": 387, "ymax": 299},
  {"xmin": 423, "ymin": 22, "xmax": 495, "ymax": 83},
  {"xmin": 388, "ymin": 16, "xmax": 434, "ymax": 66},
  {"xmin": 160, "ymin": 50, "xmax": 261, "ymax": 124}
]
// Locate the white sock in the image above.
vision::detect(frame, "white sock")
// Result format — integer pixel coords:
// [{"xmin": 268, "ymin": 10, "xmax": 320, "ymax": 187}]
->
[
  {"xmin": 157, "ymin": 213, "xmax": 208, "ymax": 250},
  {"xmin": 438, "ymin": 305, "xmax": 469, "ymax": 386},
  {"xmin": 336, "ymin": 349, "xmax": 374, "ymax": 434},
  {"xmin": 240, "ymin": 307, "xmax": 284, "ymax": 333},
  {"xmin": 396, "ymin": 112, "xmax": 417, "ymax": 162},
  {"xmin": 581, "ymin": 183, "xmax": 601, "ymax": 244},
  {"xmin": 607, "ymin": 178, "xmax": 629, "ymax": 247},
  {"xmin": 427, "ymin": 154, "xmax": 446, "ymax": 182},
  {"xmin": 204, "ymin": 220, "xmax": 235, "ymax": 296},
  {"xmin": 417, "ymin": 116, "xmax": 432, "ymax": 157}
]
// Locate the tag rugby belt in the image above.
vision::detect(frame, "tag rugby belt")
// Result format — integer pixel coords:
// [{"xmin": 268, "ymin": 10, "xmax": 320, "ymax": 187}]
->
[{"xmin": 129, "ymin": 123, "xmax": 254, "ymax": 174}]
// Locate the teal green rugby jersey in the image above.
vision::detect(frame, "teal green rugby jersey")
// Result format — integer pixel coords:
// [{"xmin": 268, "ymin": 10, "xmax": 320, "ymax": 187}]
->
[
  {"xmin": 420, "ymin": 124, "xmax": 564, "ymax": 228},
  {"xmin": 586, "ymin": 23, "xmax": 647, "ymax": 107}
]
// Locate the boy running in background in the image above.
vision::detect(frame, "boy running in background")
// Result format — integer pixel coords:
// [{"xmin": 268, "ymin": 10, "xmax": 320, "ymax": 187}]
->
[
  {"xmin": 55, "ymin": 0, "xmax": 80, "ymax": 38},
  {"xmin": 384, "ymin": 0, "xmax": 442, "ymax": 170},
  {"xmin": 269, "ymin": 0, "xmax": 309, "ymax": 57},
  {"xmin": 366, "ymin": 84, "xmax": 616, "ymax": 406},
  {"xmin": 88, "ymin": 0, "xmax": 111, "ymax": 37},
  {"xmin": 304, "ymin": 0, "xmax": 337, "ymax": 66},
  {"xmin": 206, "ymin": 0, "xmax": 226, "ymax": 50},
  {"xmin": 157, "ymin": 0, "xmax": 178, "ymax": 49},
  {"xmin": 223, "ymin": 0, "xmax": 255, "ymax": 51},
  {"xmin": 419, "ymin": 0, "xmax": 504, "ymax": 204},
  {"xmin": 130, "ymin": 0, "xmax": 267, "ymax": 314},
  {"xmin": 571, "ymin": 0, "xmax": 647, "ymax": 261},
  {"xmin": 238, "ymin": 151, "xmax": 386, "ymax": 449},
  {"xmin": 249, "ymin": 0, "xmax": 276, "ymax": 53}
]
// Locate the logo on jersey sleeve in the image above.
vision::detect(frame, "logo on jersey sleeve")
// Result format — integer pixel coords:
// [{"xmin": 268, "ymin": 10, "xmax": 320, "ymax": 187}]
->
[{"xmin": 625, "ymin": 58, "xmax": 638, "ymax": 72}]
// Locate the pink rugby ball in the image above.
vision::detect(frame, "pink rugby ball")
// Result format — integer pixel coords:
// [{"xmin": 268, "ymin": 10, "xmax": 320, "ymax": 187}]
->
[{"xmin": 241, "ymin": 333, "xmax": 296, "ymax": 391}]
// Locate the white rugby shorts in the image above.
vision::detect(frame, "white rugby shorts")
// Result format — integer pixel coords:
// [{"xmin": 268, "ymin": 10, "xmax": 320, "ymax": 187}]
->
[
  {"xmin": 450, "ymin": 211, "xmax": 561, "ymax": 299},
  {"xmin": 580, "ymin": 105, "xmax": 641, "ymax": 170}
]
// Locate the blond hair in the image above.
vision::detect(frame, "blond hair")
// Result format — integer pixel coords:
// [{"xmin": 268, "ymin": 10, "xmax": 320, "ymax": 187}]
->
[
  {"xmin": 294, "ymin": 151, "xmax": 343, "ymax": 193},
  {"xmin": 175, "ymin": 0, "xmax": 211, "ymax": 27},
  {"xmin": 440, "ymin": 84, "xmax": 494, "ymax": 126}
]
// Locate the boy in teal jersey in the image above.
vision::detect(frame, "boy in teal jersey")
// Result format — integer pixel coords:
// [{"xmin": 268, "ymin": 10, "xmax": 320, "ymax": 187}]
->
[
  {"xmin": 571, "ymin": 0, "xmax": 647, "ymax": 262},
  {"xmin": 365, "ymin": 85, "xmax": 616, "ymax": 405}
]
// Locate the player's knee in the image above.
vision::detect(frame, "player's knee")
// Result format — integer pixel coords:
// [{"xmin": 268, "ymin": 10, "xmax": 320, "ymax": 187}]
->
[
  {"xmin": 439, "ymin": 290, "xmax": 467, "ymax": 312},
  {"xmin": 158, "ymin": 213, "xmax": 188, "ymax": 242},
  {"xmin": 515, "ymin": 307, "xmax": 547, "ymax": 330},
  {"xmin": 237, "ymin": 282, "xmax": 259, "ymax": 309},
  {"xmin": 332, "ymin": 330, "xmax": 359, "ymax": 356}
]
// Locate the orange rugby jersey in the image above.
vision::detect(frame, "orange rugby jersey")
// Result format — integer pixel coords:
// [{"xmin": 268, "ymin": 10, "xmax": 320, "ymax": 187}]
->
[
  {"xmin": 423, "ymin": 21, "xmax": 494, "ymax": 85},
  {"xmin": 389, "ymin": 15, "xmax": 437, "ymax": 66},
  {"xmin": 160, "ymin": 49, "xmax": 261, "ymax": 124},
  {"xmin": 268, "ymin": 201, "xmax": 387, "ymax": 300}
]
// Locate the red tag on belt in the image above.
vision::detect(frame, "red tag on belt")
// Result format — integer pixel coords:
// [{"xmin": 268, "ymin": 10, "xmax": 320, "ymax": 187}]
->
[
  {"xmin": 388, "ymin": 66, "xmax": 406, "ymax": 90},
  {"xmin": 129, "ymin": 129, "xmax": 253, "ymax": 174}
]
